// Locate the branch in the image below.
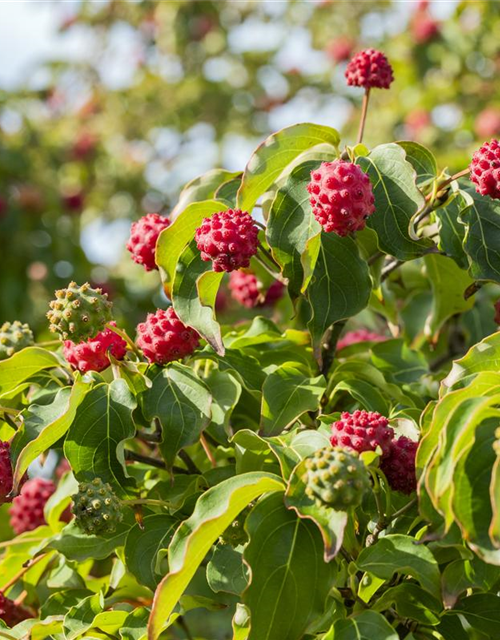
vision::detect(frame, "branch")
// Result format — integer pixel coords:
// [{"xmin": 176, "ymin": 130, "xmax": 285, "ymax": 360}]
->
[
  {"xmin": 356, "ymin": 88, "xmax": 371, "ymax": 145},
  {"xmin": 321, "ymin": 321, "xmax": 346, "ymax": 377}
]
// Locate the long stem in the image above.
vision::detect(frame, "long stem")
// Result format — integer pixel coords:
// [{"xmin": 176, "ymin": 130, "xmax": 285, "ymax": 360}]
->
[
  {"xmin": 178, "ymin": 450, "xmax": 201, "ymax": 475},
  {"xmin": 2, "ymin": 554, "xmax": 47, "ymax": 592},
  {"xmin": 356, "ymin": 88, "xmax": 371, "ymax": 145},
  {"xmin": 200, "ymin": 433, "xmax": 216, "ymax": 468},
  {"xmin": 122, "ymin": 498, "xmax": 169, "ymax": 507},
  {"xmin": 321, "ymin": 320, "xmax": 346, "ymax": 378},
  {"xmin": 254, "ymin": 252, "xmax": 287, "ymax": 285}
]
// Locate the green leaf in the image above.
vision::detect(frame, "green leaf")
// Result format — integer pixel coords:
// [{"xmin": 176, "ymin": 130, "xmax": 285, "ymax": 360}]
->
[
  {"xmin": 370, "ymin": 339, "xmax": 428, "ymax": 384},
  {"xmin": 330, "ymin": 379, "xmax": 389, "ymax": 415},
  {"xmin": 441, "ymin": 557, "xmax": 500, "ymax": 609},
  {"xmin": 237, "ymin": 123, "xmax": 340, "ymax": 211},
  {"xmin": 124, "ymin": 514, "xmax": 178, "ymax": 590},
  {"xmin": 63, "ymin": 592, "xmax": 103, "ymax": 640},
  {"xmin": 306, "ymin": 233, "xmax": 371, "ymax": 358},
  {"xmin": 285, "ymin": 458, "xmax": 348, "ymax": 561},
  {"xmin": 459, "ymin": 190, "xmax": 500, "ymax": 283},
  {"xmin": 435, "ymin": 196, "xmax": 469, "ymax": 269},
  {"xmin": 156, "ymin": 199, "xmax": 228, "ymax": 284},
  {"xmin": 333, "ymin": 611, "xmax": 399, "ymax": 640},
  {"xmin": 142, "ymin": 363, "xmax": 212, "ymax": 468},
  {"xmin": 373, "ymin": 583, "xmax": 441, "ymax": 625},
  {"xmin": 147, "ymin": 472, "xmax": 285, "ymax": 639},
  {"xmin": 356, "ymin": 534, "xmax": 441, "ymax": 599},
  {"xmin": 171, "ymin": 169, "xmax": 240, "ymax": 218},
  {"xmin": 397, "ymin": 141, "xmax": 438, "ymax": 185},
  {"xmin": 267, "ymin": 160, "xmax": 321, "ymax": 298},
  {"xmin": 443, "ymin": 333, "xmax": 500, "ymax": 392},
  {"xmin": 206, "ymin": 544, "xmax": 249, "ymax": 595},
  {"xmin": 453, "ymin": 594, "xmax": 500, "ymax": 634},
  {"xmin": 243, "ymin": 492, "xmax": 335, "ymax": 640},
  {"xmin": 357, "ymin": 143, "xmax": 431, "ymax": 260},
  {"xmin": 11, "ymin": 381, "xmax": 88, "ymax": 489},
  {"xmin": 120, "ymin": 607, "xmax": 149, "ymax": 640},
  {"xmin": 0, "ymin": 347, "xmax": 60, "ymax": 396},
  {"xmin": 205, "ymin": 369, "xmax": 242, "ymax": 438},
  {"xmin": 423, "ymin": 254, "xmax": 475, "ymax": 339},
  {"xmin": 172, "ymin": 238, "xmax": 224, "ymax": 354},
  {"xmin": 64, "ymin": 379, "xmax": 136, "ymax": 495},
  {"xmin": 260, "ymin": 364, "xmax": 325, "ymax": 436}
]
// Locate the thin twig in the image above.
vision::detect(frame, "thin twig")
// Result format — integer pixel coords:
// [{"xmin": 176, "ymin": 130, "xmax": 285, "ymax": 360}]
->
[
  {"xmin": 200, "ymin": 433, "xmax": 216, "ymax": 468},
  {"xmin": 356, "ymin": 88, "xmax": 371, "ymax": 145},
  {"xmin": 125, "ymin": 450, "xmax": 165, "ymax": 469},
  {"xmin": 178, "ymin": 450, "xmax": 201, "ymax": 475},
  {"xmin": 321, "ymin": 321, "xmax": 346, "ymax": 377},
  {"xmin": 2, "ymin": 554, "xmax": 48, "ymax": 592}
]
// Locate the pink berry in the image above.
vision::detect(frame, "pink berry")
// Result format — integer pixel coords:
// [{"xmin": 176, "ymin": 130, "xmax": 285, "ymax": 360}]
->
[
  {"xmin": 9, "ymin": 478, "xmax": 57, "ymax": 534},
  {"xmin": 337, "ymin": 329, "xmax": 387, "ymax": 351},
  {"xmin": 63, "ymin": 322, "xmax": 127, "ymax": 374},
  {"xmin": 307, "ymin": 161, "xmax": 375, "ymax": 235},
  {"xmin": 326, "ymin": 37, "xmax": 355, "ymax": 63},
  {"xmin": 330, "ymin": 410, "xmax": 394, "ymax": 457},
  {"xmin": 470, "ymin": 139, "xmax": 500, "ymax": 200},
  {"xmin": 475, "ymin": 108, "xmax": 500, "ymax": 140},
  {"xmin": 345, "ymin": 49, "xmax": 394, "ymax": 90},
  {"xmin": 381, "ymin": 436, "xmax": 418, "ymax": 494},
  {"xmin": 126, "ymin": 213, "xmax": 170, "ymax": 271},
  {"xmin": 0, "ymin": 442, "xmax": 14, "ymax": 504},
  {"xmin": 195, "ymin": 209, "xmax": 259, "ymax": 273},
  {"xmin": 136, "ymin": 307, "xmax": 200, "ymax": 365},
  {"xmin": 228, "ymin": 271, "xmax": 284, "ymax": 309},
  {"xmin": 0, "ymin": 592, "xmax": 31, "ymax": 626},
  {"xmin": 412, "ymin": 14, "xmax": 440, "ymax": 44}
]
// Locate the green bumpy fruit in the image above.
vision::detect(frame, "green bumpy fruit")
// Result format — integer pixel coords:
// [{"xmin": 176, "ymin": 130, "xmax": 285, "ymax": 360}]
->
[
  {"xmin": 47, "ymin": 282, "xmax": 113, "ymax": 342},
  {"xmin": 305, "ymin": 447, "xmax": 370, "ymax": 510},
  {"xmin": 0, "ymin": 321, "xmax": 34, "ymax": 360},
  {"xmin": 72, "ymin": 478, "xmax": 123, "ymax": 535}
]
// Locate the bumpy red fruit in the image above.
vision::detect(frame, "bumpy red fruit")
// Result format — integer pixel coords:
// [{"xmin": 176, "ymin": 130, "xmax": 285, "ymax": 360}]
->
[
  {"xmin": 0, "ymin": 442, "xmax": 14, "ymax": 504},
  {"xmin": 494, "ymin": 300, "xmax": 500, "ymax": 325},
  {"xmin": 381, "ymin": 436, "xmax": 418, "ymax": 494},
  {"xmin": 345, "ymin": 48, "xmax": 394, "ymax": 90},
  {"xmin": 195, "ymin": 209, "xmax": 259, "ymax": 272},
  {"xmin": 228, "ymin": 271, "xmax": 284, "ymax": 309},
  {"xmin": 63, "ymin": 322, "xmax": 127, "ymax": 373},
  {"xmin": 411, "ymin": 14, "xmax": 440, "ymax": 44},
  {"xmin": 136, "ymin": 307, "xmax": 200, "ymax": 365},
  {"xmin": 470, "ymin": 139, "xmax": 500, "ymax": 200},
  {"xmin": 0, "ymin": 592, "xmax": 31, "ymax": 627},
  {"xmin": 475, "ymin": 108, "xmax": 500, "ymax": 140},
  {"xmin": 330, "ymin": 410, "xmax": 394, "ymax": 457},
  {"xmin": 337, "ymin": 329, "xmax": 387, "ymax": 351},
  {"xmin": 307, "ymin": 161, "xmax": 375, "ymax": 235},
  {"xmin": 9, "ymin": 477, "xmax": 56, "ymax": 534},
  {"xmin": 126, "ymin": 213, "xmax": 170, "ymax": 271},
  {"xmin": 326, "ymin": 36, "xmax": 354, "ymax": 63}
]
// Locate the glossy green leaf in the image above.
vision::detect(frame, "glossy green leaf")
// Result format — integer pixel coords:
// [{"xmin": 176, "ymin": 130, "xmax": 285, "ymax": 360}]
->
[
  {"xmin": 453, "ymin": 594, "xmax": 500, "ymax": 634},
  {"xmin": 125, "ymin": 514, "xmax": 178, "ymax": 590},
  {"xmin": 148, "ymin": 472, "xmax": 285, "ymax": 639},
  {"xmin": 306, "ymin": 232, "xmax": 371, "ymax": 358},
  {"xmin": 435, "ymin": 196, "xmax": 468, "ymax": 269},
  {"xmin": 205, "ymin": 369, "xmax": 242, "ymax": 438},
  {"xmin": 120, "ymin": 607, "xmax": 149, "ymax": 640},
  {"xmin": 171, "ymin": 169, "xmax": 240, "ymax": 218},
  {"xmin": 156, "ymin": 199, "xmax": 228, "ymax": 284},
  {"xmin": 356, "ymin": 534, "xmax": 440, "ymax": 599},
  {"xmin": 443, "ymin": 332, "xmax": 500, "ymax": 392},
  {"xmin": 243, "ymin": 491, "xmax": 336, "ymax": 640},
  {"xmin": 172, "ymin": 238, "xmax": 224, "ymax": 354},
  {"xmin": 373, "ymin": 583, "xmax": 441, "ymax": 625},
  {"xmin": 142, "ymin": 363, "xmax": 212, "ymax": 469},
  {"xmin": 397, "ymin": 141, "xmax": 438, "ymax": 185},
  {"xmin": 206, "ymin": 544, "xmax": 248, "ymax": 595},
  {"xmin": 370, "ymin": 339, "xmax": 428, "ymax": 384},
  {"xmin": 357, "ymin": 143, "xmax": 431, "ymax": 260},
  {"xmin": 0, "ymin": 347, "xmax": 60, "ymax": 396},
  {"xmin": 260, "ymin": 364, "xmax": 325, "ymax": 436},
  {"xmin": 63, "ymin": 592, "xmax": 103, "ymax": 640},
  {"xmin": 237, "ymin": 122, "xmax": 340, "ymax": 211},
  {"xmin": 64, "ymin": 379, "xmax": 136, "ymax": 495},
  {"xmin": 333, "ymin": 611, "xmax": 398, "ymax": 640},
  {"xmin": 441, "ymin": 557, "xmax": 500, "ymax": 608}
]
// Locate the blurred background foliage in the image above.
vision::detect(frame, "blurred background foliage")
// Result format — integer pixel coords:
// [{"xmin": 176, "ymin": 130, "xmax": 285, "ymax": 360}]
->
[{"xmin": 1, "ymin": 0, "xmax": 499, "ymax": 337}]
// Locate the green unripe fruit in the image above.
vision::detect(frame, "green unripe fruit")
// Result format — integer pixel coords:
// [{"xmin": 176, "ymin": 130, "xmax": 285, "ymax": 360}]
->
[
  {"xmin": 304, "ymin": 447, "xmax": 370, "ymax": 510},
  {"xmin": 72, "ymin": 478, "xmax": 123, "ymax": 535},
  {"xmin": 47, "ymin": 281, "xmax": 113, "ymax": 342},
  {"xmin": 0, "ymin": 321, "xmax": 34, "ymax": 359}
]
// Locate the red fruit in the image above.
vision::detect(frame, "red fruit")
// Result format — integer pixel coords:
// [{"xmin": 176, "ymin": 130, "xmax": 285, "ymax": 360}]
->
[
  {"xmin": 337, "ymin": 329, "xmax": 387, "ymax": 351},
  {"xmin": 9, "ymin": 477, "xmax": 56, "ymax": 534},
  {"xmin": 330, "ymin": 410, "xmax": 394, "ymax": 457},
  {"xmin": 136, "ymin": 307, "xmax": 200, "ymax": 365},
  {"xmin": 126, "ymin": 213, "xmax": 170, "ymax": 271},
  {"xmin": 381, "ymin": 436, "xmax": 418, "ymax": 494},
  {"xmin": 475, "ymin": 108, "xmax": 500, "ymax": 140},
  {"xmin": 0, "ymin": 441, "xmax": 14, "ymax": 504},
  {"xmin": 345, "ymin": 49, "xmax": 394, "ymax": 90},
  {"xmin": 228, "ymin": 271, "xmax": 284, "ymax": 309},
  {"xmin": 62, "ymin": 191, "xmax": 84, "ymax": 212},
  {"xmin": 0, "ymin": 195, "xmax": 8, "ymax": 219},
  {"xmin": 405, "ymin": 109, "xmax": 431, "ymax": 138},
  {"xmin": 326, "ymin": 37, "xmax": 355, "ymax": 63},
  {"xmin": 470, "ymin": 139, "xmax": 500, "ymax": 200},
  {"xmin": 71, "ymin": 131, "xmax": 97, "ymax": 161},
  {"xmin": 55, "ymin": 458, "xmax": 71, "ymax": 479},
  {"xmin": 0, "ymin": 592, "xmax": 31, "ymax": 627},
  {"xmin": 412, "ymin": 14, "xmax": 440, "ymax": 44},
  {"xmin": 494, "ymin": 300, "xmax": 500, "ymax": 325},
  {"xmin": 307, "ymin": 161, "xmax": 375, "ymax": 235},
  {"xmin": 195, "ymin": 209, "xmax": 259, "ymax": 273},
  {"xmin": 63, "ymin": 322, "xmax": 127, "ymax": 373}
]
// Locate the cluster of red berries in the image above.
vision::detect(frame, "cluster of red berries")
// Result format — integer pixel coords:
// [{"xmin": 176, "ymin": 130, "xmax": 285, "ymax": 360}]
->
[
  {"xmin": 330, "ymin": 410, "xmax": 418, "ymax": 494},
  {"xmin": 0, "ymin": 592, "xmax": 31, "ymax": 626},
  {"xmin": 63, "ymin": 322, "xmax": 127, "ymax": 373},
  {"xmin": 126, "ymin": 213, "xmax": 170, "ymax": 271},
  {"xmin": 345, "ymin": 48, "xmax": 394, "ymax": 90},
  {"xmin": 228, "ymin": 271, "xmax": 284, "ymax": 309},
  {"xmin": 9, "ymin": 477, "xmax": 65, "ymax": 535},
  {"xmin": 136, "ymin": 307, "xmax": 200, "ymax": 365},
  {"xmin": 337, "ymin": 329, "xmax": 387, "ymax": 351},
  {"xmin": 470, "ymin": 139, "xmax": 500, "ymax": 200}
]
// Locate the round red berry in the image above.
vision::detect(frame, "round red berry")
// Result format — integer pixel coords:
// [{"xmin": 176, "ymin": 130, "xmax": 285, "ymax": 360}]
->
[
  {"xmin": 326, "ymin": 36, "xmax": 355, "ymax": 63},
  {"xmin": 0, "ymin": 441, "xmax": 14, "ymax": 504},
  {"xmin": 470, "ymin": 139, "xmax": 500, "ymax": 200},
  {"xmin": 136, "ymin": 307, "xmax": 200, "ymax": 365},
  {"xmin": 345, "ymin": 49, "xmax": 394, "ymax": 90},
  {"xmin": 381, "ymin": 436, "xmax": 418, "ymax": 494},
  {"xmin": 0, "ymin": 592, "xmax": 31, "ymax": 627},
  {"xmin": 229, "ymin": 271, "xmax": 284, "ymax": 308},
  {"xmin": 63, "ymin": 322, "xmax": 127, "ymax": 373},
  {"xmin": 195, "ymin": 209, "xmax": 259, "ymax": 272},
  {"xmin": 9, "ymin": 477, "xmax": 57, "ymax": 535},
  {"xmin": 126, "ymin": 213, "xmax": 170, "ymax": 271},
  {"xmin": 330, "ymin": 410, "xmax": 394, "ymax": 457},
  {"xmin": 411, "ymin": 14, "xmax": 440, "ymax": 44},
  {"xmin": 307, "ymin": 160, "xmax": 375, "ymax": 235},
  {"xmin": 475, "ymin": 108, "xmax": 500, "ymax": 140},
  {"xmin": 337, "ymin": 329, "xmax": 387, "ymax": 351}
]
